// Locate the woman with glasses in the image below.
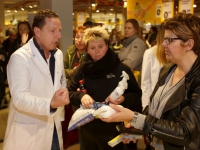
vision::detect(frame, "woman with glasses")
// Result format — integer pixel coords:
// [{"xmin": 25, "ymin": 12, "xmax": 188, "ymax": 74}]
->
[{"xmin": 101, "ymin": 12, "xmax": 200, "ymax": 150}]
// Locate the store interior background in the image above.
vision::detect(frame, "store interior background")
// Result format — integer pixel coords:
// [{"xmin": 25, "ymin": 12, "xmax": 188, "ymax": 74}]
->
[
  {"xmin": 3, "ymin": 0, "xmax": 200, "ymax": 36},
  {"xmin": 1, "ymin": 1, "xmax": 200, "ymax": 149},
  {"xmin": 1, "ymin": 0, "xmax": 200, "ymax": 52}
]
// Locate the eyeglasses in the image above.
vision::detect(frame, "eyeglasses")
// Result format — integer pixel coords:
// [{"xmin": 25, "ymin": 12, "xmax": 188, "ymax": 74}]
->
[{"xmin": 163, "ymin": 37, "xmax": 182, "ymax": 45}]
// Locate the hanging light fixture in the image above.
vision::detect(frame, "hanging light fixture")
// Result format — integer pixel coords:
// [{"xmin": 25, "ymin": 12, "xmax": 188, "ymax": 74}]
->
[{"xmin": 29, "ymin": 3, "xmax": 33, "ymax": 8}]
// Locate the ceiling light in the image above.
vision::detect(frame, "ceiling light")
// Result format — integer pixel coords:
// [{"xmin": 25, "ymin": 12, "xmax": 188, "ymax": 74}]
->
[
  {"xmin": 193, "ymin": 4, "xmax": 197, "ymax": 8},
  {"xmin": 29, "ymin": 5, "xmax": 33, "ymax": 8},
  {"xmin": 123, "ymin": 2, "xmax": 127, "ymax": 8},
  {"xmin": 7, "ymin": 10, "xmax": 10, "ymax": 12},
  {"xmin": 15, "ymin": 10, "xmax": 18, "ymax": 13},
  {"xmin": 21, "ymin": 7, "xmax": 24, "ymax": 11}
]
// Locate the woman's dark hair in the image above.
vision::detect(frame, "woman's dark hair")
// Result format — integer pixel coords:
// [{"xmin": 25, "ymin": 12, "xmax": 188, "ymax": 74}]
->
[
  {"xmin": 16, "ymin": 21, "xmax": 33, "ymax": 42},
  {"xmin": 32, "ymin": 9, "xmax": 59, "ymax": 31}
]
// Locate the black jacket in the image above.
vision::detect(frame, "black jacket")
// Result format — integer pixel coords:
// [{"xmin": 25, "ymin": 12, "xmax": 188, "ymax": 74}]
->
[
  {"xmin": 143, "ymin": 55, "xmax": 200, "ymax": 150},
  {"xmin": 68, "ymin": 49, "xmax": 142, "ymax": 146}
]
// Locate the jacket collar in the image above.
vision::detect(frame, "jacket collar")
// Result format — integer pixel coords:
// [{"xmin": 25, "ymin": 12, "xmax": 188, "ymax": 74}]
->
[
  {"xmin": 150, "ymin": 55, "xmax": 200, "ymax": 113},
  {"xmin": 33, "ymin": 37, "xmax": 57, "ymax": 62}
]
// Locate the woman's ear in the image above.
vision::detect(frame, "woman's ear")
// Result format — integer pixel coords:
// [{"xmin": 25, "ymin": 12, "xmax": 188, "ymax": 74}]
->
[{"xmin": 185, "ymin": 39, "xmax": 194, "ymax": 51}]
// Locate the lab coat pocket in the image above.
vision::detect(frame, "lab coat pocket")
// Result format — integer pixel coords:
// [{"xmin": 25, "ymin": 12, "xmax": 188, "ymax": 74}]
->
[{"xmin": 11, "ymin": 122, "xmax": 37, "ymax": 150}]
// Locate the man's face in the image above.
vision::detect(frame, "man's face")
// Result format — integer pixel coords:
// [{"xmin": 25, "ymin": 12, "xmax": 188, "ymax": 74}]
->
[
  {"xmin": 9, "ymin": 33, "xmax": 17, "ymax": 41},
  {"xmin": 34, "ymin": 17, "xmax": 62, "ymax": 51}
]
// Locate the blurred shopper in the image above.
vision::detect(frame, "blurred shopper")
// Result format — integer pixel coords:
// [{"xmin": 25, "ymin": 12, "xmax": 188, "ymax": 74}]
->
[
  {"xmin": 3, "ymin": 9, "xmax": 69, "ymax": 150},
  {"xmin": 118, "ymin": 19, "xmax": 148, "ymax": 85},
  {"xmin": 0, "ymin": 24, "xmax": 5, "ymax": 40},
  {"xmin": 109, "ymin": 28, "xmax": 121, "ymax": 47},
  {"xmin": 68, "ymin": 26, "xmax": 142, "ymax": 150},
  {"xmin": 141, "ymin": 23, "xmax": 167, "ymax": 109},
  {"xmin": 0, "ymin": 28, "xmax": 7, "ymax": 144},
  {"xmin": 0, "ymin": 35, "xmax": 7, "ymax": 108},
  {"xmin": 147, "ymin": 26, "xmax": 158, "ymax": 47},
  {"xmin": 62, "ymin": 26, "xmax": 87, "ymax": 149},
  {"xmin": 83, "ymin": 21, "xmax": 94, "ymax": 28},
  {"xmin": 8, "ymin": 21, "xmax": 33, "ymax": 60},
  {"xmin": 102, "ymin": 12, "xmax": 200, "ymax": 150},
  {"xmin": 2, "ymin": 29, "xmax": 17, "ymax": 53}
]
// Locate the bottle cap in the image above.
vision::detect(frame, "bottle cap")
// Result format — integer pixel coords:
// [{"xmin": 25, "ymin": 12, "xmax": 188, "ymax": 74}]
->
[{"xmin": 79, "ymin": 80, "xmax": 84, "ymax": 84}]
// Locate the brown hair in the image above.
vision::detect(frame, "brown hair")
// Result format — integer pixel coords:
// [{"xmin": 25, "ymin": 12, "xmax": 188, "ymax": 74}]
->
[
  {"xmin": 164, "ymin": 12, "xmax": 200, "ymax": 54},
  {"xmin": 126, "ymin": 19, "xmax": 142, "ymax": 38},
  {"xmin": 32, "ymin": 9, "xmax": 59, "ymax": 31}
]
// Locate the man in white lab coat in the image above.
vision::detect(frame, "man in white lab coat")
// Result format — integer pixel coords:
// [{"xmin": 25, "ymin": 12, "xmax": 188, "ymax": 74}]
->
[{"xmin": 3, "ymin": 9, "xmax": 70, "ymax": 150}]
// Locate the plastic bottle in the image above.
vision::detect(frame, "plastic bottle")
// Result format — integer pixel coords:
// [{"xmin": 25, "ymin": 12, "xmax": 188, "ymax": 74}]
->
[
  {"xmin": 110, "ymin": 86, "xmax": 124, "ymax": 100},
  {"xmin": 79, "ymin": 80, "xmax": 87, "ymax": 93}
]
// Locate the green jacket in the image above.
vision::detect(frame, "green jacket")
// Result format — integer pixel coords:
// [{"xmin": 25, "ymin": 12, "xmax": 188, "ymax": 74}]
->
[{"xmin": 63, "ymin": 45, "xmax": 77, "ymax": 81}]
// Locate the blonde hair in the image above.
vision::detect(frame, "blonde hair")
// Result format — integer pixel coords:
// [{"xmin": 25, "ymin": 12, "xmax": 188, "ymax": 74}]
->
[
  {"xmin": 156, "ymin": 23, "xmax": 167, "ymax": 65},
  {"xmin": 83, "ymin": 26, "xmax": 109, "ymax": 46}
]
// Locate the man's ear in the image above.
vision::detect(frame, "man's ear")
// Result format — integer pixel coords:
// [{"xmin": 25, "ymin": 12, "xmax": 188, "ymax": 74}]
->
[{"xmin": 34, "ymin": 27, "xmax": 40, "ymax": 36}]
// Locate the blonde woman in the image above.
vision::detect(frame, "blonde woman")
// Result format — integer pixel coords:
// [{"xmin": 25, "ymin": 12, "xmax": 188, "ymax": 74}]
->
[
  {"xmin": 68, "ymin": 26, "xmax": 142, "ymax": 150},
  {"xmin": 141, "ymin": 23, "xmax": 167, "ymax": 109}
]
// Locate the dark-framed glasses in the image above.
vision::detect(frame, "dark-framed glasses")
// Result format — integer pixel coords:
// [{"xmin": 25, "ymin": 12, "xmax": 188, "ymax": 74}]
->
[{"xmin": 163, "ymin": 37, "xmax": 182, "ymax": 45}]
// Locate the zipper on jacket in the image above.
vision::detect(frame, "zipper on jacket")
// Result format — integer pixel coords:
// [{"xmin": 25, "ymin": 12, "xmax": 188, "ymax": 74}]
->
[{"xmin": 152, "ymin": 129, "xmax": 184, "ymax": 140}]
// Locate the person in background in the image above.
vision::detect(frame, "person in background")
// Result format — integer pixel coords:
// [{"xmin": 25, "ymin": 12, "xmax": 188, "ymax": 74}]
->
[
  {"xmin": 102, "ymin": 12, "xmax": 200, "ymax": 150},
  {"xmin": 8, "ymin": 21, "xmax": 33, "ymax": 60},
  {"xmin": 2, "ymin": 29, "xmax": 17, "ymax": 53},
  {"xmin": 141, "ymin": 23, "xmax": 167, "ymax": 150},
  {"xmin": 83, "ymin": 20, "xmax": 94, "ymax": 28},
  {"xmin": 147, "ymin": 26, "xmax": 158, "ymax": 47},
  {"xmin": 0, "ymin": 24, "xmax": 5, "ymax": 40},
  {"xmin": 3, "ymin": 9, "xmax": 70, "ymax": 150},
  {"xmin": 118, "ymin": 19, "xmax": 148, "ymax": 85},
  {"xmin": 109, "ymin": 28, "xmax": 122, "ymax": 49},
  {"xmin": 141, "ymin": 23, "xmax": 167, "ymax": 110},
  {"xmin": 0, "ymin": 33, "xmax": 7, "ymax": 143},
  {"xmin": 64, "ymin": 26, "xmax": 87, "ymax": 85},
  {"xmin": 62, "ymin": 25, "xmax": 87, "ymax": 149},
  {"xmin": 68, "ymin": 26, "xmax": 142, "ymax": 150}
]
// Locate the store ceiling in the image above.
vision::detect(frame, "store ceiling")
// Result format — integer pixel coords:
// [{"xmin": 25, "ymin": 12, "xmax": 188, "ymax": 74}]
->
[
  {"xmin": 3, "ymin": 0, "xmax": 124, "ymax": 14},
  {"xmin": 3, "ymin": 0, "xmax": 200, "ymax": 15}
]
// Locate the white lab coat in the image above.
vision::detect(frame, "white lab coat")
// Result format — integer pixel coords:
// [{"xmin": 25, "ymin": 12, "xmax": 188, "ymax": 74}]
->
[
  {"xmin": 141, "ymin": 45, "xmax": 163, "ymax": 109},
  {"xmin": 3, "ymin": 38, "xmax": 66, "ymax": 150}
]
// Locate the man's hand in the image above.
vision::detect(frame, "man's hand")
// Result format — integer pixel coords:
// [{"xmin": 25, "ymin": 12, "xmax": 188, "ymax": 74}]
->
[{"xmin": 50, "ymin": 88, "xmax": 70, "ymax": 108}]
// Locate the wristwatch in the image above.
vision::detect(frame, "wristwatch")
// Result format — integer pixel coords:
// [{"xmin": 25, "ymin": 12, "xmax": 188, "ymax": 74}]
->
[{"xmin": 130, "ymin": 112, "xmax": 138, "ymax": 127}]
